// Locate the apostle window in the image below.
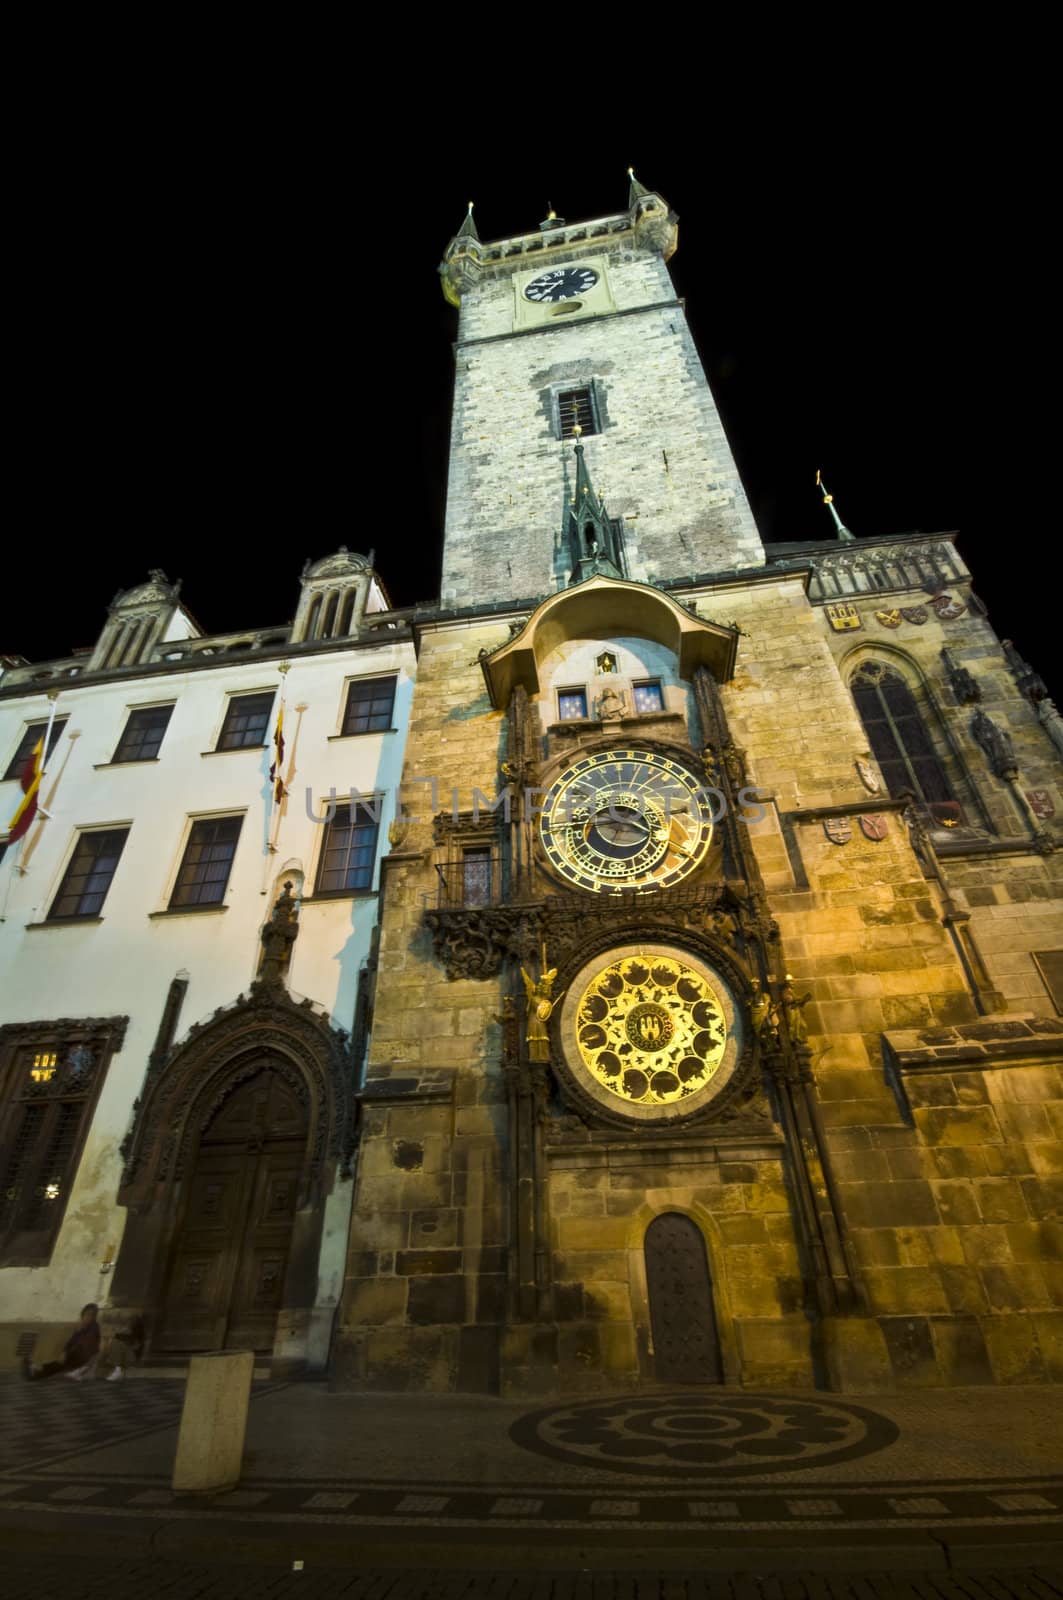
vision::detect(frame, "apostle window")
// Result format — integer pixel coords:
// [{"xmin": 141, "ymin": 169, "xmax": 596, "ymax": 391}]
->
[
  {"xmin": 558, "ymin": 687, "xmax": 588, "ymax": 721},
  {"xmin": 0, "ymin": 1020, "xmax": 124, "ymax": 1267},
  {"xmin": 215, "ymin": 692, "xmax": 275, "ymax": 751},
  {"xmin": 849, "ymin": 663, "xmax": 952, "ymax": 806},
  {"xmin": 315, "ymin": 802, "xmax": 380, "ymax": 895},
  {"xmin": 341, "ymin": 677, "xmax": 396, "ymax": 737},
  {"xmin": 462, "ymin": 846, "xmax": 493, "ymax": 908},
  {"xmin": 4, "ymin": 719, "xmax": 68, "ymax": 780},
  {"xmin": 633, "ymin": 680, "xmax": 665, "ymax": 714},
  {"xmin": 113, "ymin": 704, "xmax": 174, "ymax": 763},
  {"xmin": 170, "ymin": 816, "xmax": 243, "ymax": 908},
  {"xmin": 48, "ymin": 828, "xmax": 130, "ymax": 920}
]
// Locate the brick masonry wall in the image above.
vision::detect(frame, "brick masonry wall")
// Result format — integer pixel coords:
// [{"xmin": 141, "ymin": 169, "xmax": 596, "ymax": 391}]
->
[{"xmin": 442, "ymin": 250, "xmax": 763, "ymax": 607}]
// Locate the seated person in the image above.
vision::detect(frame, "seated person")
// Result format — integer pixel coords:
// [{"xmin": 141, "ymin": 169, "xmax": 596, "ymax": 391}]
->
[{"xmin": 23, "ymin": 1303, "xmax": 101, "ymax": 1381}]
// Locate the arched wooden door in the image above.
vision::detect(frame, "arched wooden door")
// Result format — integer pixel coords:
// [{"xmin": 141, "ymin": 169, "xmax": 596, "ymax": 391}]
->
[
  {"xmin": 157, "ymin": 1067, "xmax": 307, "ymax": 1352},
  {"xmin": 644, "ymin": 1213, "xmax": 723, "ymax": 1384}
]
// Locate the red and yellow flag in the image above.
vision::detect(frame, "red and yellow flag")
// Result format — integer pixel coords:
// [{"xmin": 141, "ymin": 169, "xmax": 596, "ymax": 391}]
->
[
  {"xmin": 269, "ymin": 705, "xmax": 286, "ymax": 802},
  {"xmin": 6, "ymin": 737, "xmax": 43, "ymax": 844}
]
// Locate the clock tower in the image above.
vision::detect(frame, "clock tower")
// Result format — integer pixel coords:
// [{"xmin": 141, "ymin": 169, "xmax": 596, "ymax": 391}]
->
[{"xmin": 332, "ymin": 177, "xmax": 1063, "ymax": 1398}]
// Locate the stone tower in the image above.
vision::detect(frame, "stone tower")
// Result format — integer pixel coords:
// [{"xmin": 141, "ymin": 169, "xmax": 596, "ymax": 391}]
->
[{"xmin": 333, "ymin": 177, "xmax": 1063, "ymax": 1397}]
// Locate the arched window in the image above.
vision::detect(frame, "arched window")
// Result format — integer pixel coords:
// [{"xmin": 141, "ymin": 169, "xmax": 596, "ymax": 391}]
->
[
  {"xmin": 337, "ymin": 589, "xmax": 356, "ymax": 636},
  {"xmin": 304, "ymin": 595, "xmax": 322, "ymax": 641},
  {"xmin": 322, "ymin": 592, "xmax": 339, "ymax": 639},
  {"xmin": 850, "ymin": 662, "xmax": 952, "ymax": 804}
]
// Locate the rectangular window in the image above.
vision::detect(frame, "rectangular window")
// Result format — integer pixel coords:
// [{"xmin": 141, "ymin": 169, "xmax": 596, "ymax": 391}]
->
[
  {"xmin": 558, "ymin": 687, "xmax": 588, "ymax": 721},
  {"xmin": 462, "ymin": 847, "xmax": 492, "ymax": 908},
  {"xmin": 341, "ymin": 677, "xmax": 396, "ymax": 737},
  {"xmin": 113, "ymin": 704, "xmax": 174, "ymax": 763},
  {"xmin": 0, "ymin": 1025, "xmax": 118, "ymax": 1267},
  {"xmin": 216, "ymin": 693, "xmax": 274, "ymax": 751},
  {"xmin": 170, "ymin": 816, "xmax": 243, "ymax": 908},
  {"xmin": 558, "ymin": 388, "xmax": 598, "ymax": 439},
  {"xmin": 315, "ymin": 803, "xmax": 380, "ymax": 895},
  {"xmin": 4, "ymin": 719, "xmax": 68, "ymax": 781},
  {"xmin": 633, "ymin": 680, "xmax": 665, "ymax": 714},
  {"xmin": 48, "ymin": 828, "xmax": 130, "ymax": 920}
]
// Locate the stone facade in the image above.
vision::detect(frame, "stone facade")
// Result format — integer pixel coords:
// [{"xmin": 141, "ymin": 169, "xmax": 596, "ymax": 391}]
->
[{"xmin": 334, "ymin": 179, "xmax": 1063, "ymax": 1399}]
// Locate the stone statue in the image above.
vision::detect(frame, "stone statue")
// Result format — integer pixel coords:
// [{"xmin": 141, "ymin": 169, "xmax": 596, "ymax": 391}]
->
[
  {"xmin": 971, "ymin": 709, "xmax": 1019, "ymax": 781},
  {"xmin": 258, "ymin": 881, "xmax": 299, "ymax": 986},
  {"xmin": 521, "ymin": 961, "xmax": 559, "ymax": 1064},
  {"xmin": 778, "ymin": 975, "xmax": 813, "ymax": 1046},
  {"xmin": 493, "ymin": 995, "xmax": 519, "ymax": 1066},
  {"xmin": 749, "ymin": 978, "xmax": 773, "ymax": 1039},
  {"xmin": 596, "ymin": 686, "xmax": 626, "ymax": 722}
]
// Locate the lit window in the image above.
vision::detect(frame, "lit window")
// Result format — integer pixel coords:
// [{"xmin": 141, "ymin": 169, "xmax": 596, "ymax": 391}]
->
[
  {"xmin": 558, "ymin": 688, "xmax": 588, "ymax": 721},
  {"xmin": 633, "ymin": 681, "xmax": 665, "ymax": 714}
]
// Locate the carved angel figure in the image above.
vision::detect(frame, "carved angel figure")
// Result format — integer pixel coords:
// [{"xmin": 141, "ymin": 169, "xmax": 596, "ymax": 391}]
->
[{"xmin": 521, "ymin": 965, "xmax": 558, "ymax": 1063}]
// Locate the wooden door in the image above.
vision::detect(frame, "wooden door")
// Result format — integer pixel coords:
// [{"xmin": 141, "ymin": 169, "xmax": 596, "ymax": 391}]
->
[
  {"xmin": 644, "ymin": 1212, "xmax": 723, "ymax": 1384},
  {"xmin": 157, "ymin": 1068, "xmax": 307, "ymax": 1353}
]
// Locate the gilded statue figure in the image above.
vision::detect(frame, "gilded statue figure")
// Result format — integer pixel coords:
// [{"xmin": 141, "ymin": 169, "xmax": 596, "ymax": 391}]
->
[{"xmin": 521, "ymin": 963, "xmax": 559, "ymax": 1063}]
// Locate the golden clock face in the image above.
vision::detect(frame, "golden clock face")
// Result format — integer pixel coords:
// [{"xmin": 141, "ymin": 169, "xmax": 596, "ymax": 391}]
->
[
  {"xmin": 539, "ymin": 748, "xmax": 712, "ymax": 894},
  {"xmin": 575, "ymin": 953, "xmax": 727, "ymax": 1107}
]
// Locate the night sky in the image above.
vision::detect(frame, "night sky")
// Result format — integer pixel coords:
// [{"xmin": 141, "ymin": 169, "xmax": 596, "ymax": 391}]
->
[{"xmin": 10, "ymin": 139, "xmax": 1051, "ymax": 695}]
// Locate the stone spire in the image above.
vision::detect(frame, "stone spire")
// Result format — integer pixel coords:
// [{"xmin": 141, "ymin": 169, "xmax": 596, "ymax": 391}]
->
[
  {"xmin": 627, "ymin": 166, "xmax": 651, "ymax": 205},
  {"xmin": 566, "ymin": 429, "xmax": 624, "ymax": 583},
  {"xmin": 440, "ymin": 202, "xmax": 483, "ymax": 306},
  {"xmin": 455, "ymin": 201, "xmax": 479, "ymax": 243}
]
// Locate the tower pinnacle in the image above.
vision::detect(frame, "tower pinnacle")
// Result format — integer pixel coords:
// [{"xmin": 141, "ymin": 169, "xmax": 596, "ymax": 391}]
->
[{"xmin": 816, "ymin": 470, "xmax": 856, "ymax": 542}]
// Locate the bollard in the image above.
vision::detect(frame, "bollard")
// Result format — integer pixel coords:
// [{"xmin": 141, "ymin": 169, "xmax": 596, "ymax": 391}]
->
[{"xmin": 172, "ymin": 1349, "xmax": 254, "ymax": 1494}]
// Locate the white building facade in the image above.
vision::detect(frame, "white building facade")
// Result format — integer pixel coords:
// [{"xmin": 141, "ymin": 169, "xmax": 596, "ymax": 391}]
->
[{"xmin": 0, "ymin": 552, "xmax": 415, "ymax": 1372}]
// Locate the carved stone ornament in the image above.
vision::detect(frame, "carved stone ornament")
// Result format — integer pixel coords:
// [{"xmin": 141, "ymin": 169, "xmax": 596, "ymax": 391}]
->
[
  {"xmin": 875, "ymin": 609, "xmax": 902, "ymax": 628},
  {"xmin": 930, "ymin": 593, "xmax": 966, "ymax": 621},
  {"xmin": 1026, "ymin": 789, "xmax": 1056, "ymax": 822},
  {"xmin": 859, "ymin": 814, "xmax": 889, "ymax": 841},
  {"xmin": 823, "ymin": 816, "xmax": 852, "ymax": 845},
  {"xmin": 900, "ymin": 606, "xmax": 928, "ymax": 625},
  {"xmin": 118, "ymin": 986, "xmax": 356, "ymax": 1205},
  {"xmin": 940, "ymin": 647, "xmax": 981, "ymax": 705},
  {"xmin": 825, "ymin": 603, "xmax": 861, "ymax": 632},
  {"xmin": 855, "ymin": 759, "xmax": 880, "ymax": 795}
]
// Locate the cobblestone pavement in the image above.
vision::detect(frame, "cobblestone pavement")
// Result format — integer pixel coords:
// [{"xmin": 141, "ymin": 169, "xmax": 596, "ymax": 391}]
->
[
  {"xmin": 2, "ymin": 1554, "xmax": 1062, "ymax": 1599},
  {"xmin": 1, "ymin": 1376, "xmax": 1060, "ymax": 1573}
]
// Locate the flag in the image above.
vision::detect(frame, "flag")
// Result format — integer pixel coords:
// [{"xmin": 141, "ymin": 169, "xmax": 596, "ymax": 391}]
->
[
  {"xmin": 6, "ymin": 737, "xmax": 43, "ymax": 844},
  {"xmin": 269, "ymin": 705, "xmax": 285, "ymax": 802}
]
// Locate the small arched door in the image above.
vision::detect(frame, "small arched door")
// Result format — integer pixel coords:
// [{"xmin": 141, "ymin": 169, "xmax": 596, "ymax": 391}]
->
[
  {"xmin": 158, "ymin": 1067, "xmax": 307, "ymax": 1352},
  {"xmin": 644, "ymin": 1212, "xmax": 723, "ymax": 1384}
]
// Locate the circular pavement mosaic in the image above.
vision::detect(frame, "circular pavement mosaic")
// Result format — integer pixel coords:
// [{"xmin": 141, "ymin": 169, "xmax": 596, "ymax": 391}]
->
[{"xmin": 510, "ymin": 1393, "xmax": 899, "ymax": 1478}]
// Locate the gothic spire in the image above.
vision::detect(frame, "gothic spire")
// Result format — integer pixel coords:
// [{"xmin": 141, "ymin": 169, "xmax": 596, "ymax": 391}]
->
[
  {"xmin": 566, "ymin": 429, "xmax": 623, "ymax": 583},
  {"xmin": 456, "ymin": 201, "xmax": 480, "ymax": 243},
  {"xmin": 627, "ymin": 166, "xmax": 651, "ymax": 205},
  {"xmin": 815, "ymin": 469, "xmax": 855, "ymax": 542}
]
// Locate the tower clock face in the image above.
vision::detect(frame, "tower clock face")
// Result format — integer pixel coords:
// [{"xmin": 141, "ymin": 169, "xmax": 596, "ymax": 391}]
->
[
  {"xmin": 523, "ymin": 266, "xmax": 598, "ymax": 303},
  {"xmin": 538, "ymin": 748, "xmax": 713, "ymax": 894}
]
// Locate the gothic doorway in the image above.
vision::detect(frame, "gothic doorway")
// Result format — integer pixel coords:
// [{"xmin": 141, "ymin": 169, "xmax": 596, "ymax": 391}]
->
[
  {"xmin": 644, "ymin": 1213, "xmax": 723, "ymax": 1384},
  {"xmin": 156, "ymin": 1066, "xmax": 307, "ymax": 1352}
]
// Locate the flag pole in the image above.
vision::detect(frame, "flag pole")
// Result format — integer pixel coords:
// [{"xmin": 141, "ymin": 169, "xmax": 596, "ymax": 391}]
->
[{"xmin": 263, "ymin": 662, "xmax": 291, "ymax": 891}]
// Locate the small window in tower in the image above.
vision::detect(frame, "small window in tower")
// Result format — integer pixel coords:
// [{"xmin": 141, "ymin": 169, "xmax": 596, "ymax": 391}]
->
[
  {"xmin": 462, "ymin": 847, "xmax": 492, "ymax": 908},
  {"xmin": 558, "ymin": 687, "xmax": 588, "ymax": 721},
  {"xmin": 633, "ymin": 680, "xmax": 665, "ymax": 714},
  {"xmin": 558, "ymin": 388, "xmax": 598, "ymax": 439}
]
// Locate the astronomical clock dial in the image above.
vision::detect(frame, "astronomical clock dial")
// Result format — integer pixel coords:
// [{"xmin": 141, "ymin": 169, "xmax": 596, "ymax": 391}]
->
[
  {"xmin": 557, "ymin": 943, "xmax": 746, "ymax": 1124},
  {"xmin": 523, "ymin": 266, "xmax": 599, "ymax": 303},
  {"xmin": 538, "ymin": 748, "xmax": 713, "ymax": 894}
]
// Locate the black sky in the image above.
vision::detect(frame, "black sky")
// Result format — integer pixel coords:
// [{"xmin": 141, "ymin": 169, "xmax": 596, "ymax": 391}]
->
[{"xmin": 9, "ymin": 126, "xmax": 1053, "ymax": 695}]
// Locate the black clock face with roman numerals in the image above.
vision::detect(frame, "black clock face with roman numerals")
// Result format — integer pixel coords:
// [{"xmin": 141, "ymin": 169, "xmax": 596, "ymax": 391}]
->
[{"xmin": 524, "ymin": 266, "xmax": 599, "ymax": 303}]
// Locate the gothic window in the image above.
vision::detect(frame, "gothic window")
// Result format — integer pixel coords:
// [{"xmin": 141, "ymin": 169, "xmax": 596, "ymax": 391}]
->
[
  {"xmin": 558, "ymin": 388, "xmax": 599, "ymax": 439},
  {"xmin": 113, "ymin": 704, "xmax": 174, "ymax": 763},
  {"xmin": 0, "ymin": 1021, "xmax": 123, "ymax": 1266},
  {"xmin": 170, "ymin": 816, "xmax": 243, "ymax": 908},
  {"xmin": 337, "ymin": 590, "xmax": 356, "ymax": 636},
  {"xmin": 49, "ymin": 828, "xmax": 130, "ymax": 920},
  {"xmin": 322, "ymin": 592, "xmax": 339, "ymax": 638},
  {"xmin": 216, "ymin": 692, "xmax": 274, "ymax": 751},
  {"xmin": 4, "ymin": 719, "xmax": 67, "ymax": 780},
  {"xmin": 850, "ymin": 662, "xmax": 952, "ymax": 805},
  {"xmin": 558, "ymin": 687, "xmax": 588, "ymax": 721},
  {"xmin": 305, "ymin": 595, "xmax": 322, "ymax": 640},
  {"xmin": 315, "ymin": 802, "xmax": 380, "ymax": 895},
  {"xmin": 633, "ymin": 680, "xmax": 665, "ymax": 714},
  {"xmin": 341, "ymin": 677, "xmax": 396, "ymax": 737}
]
